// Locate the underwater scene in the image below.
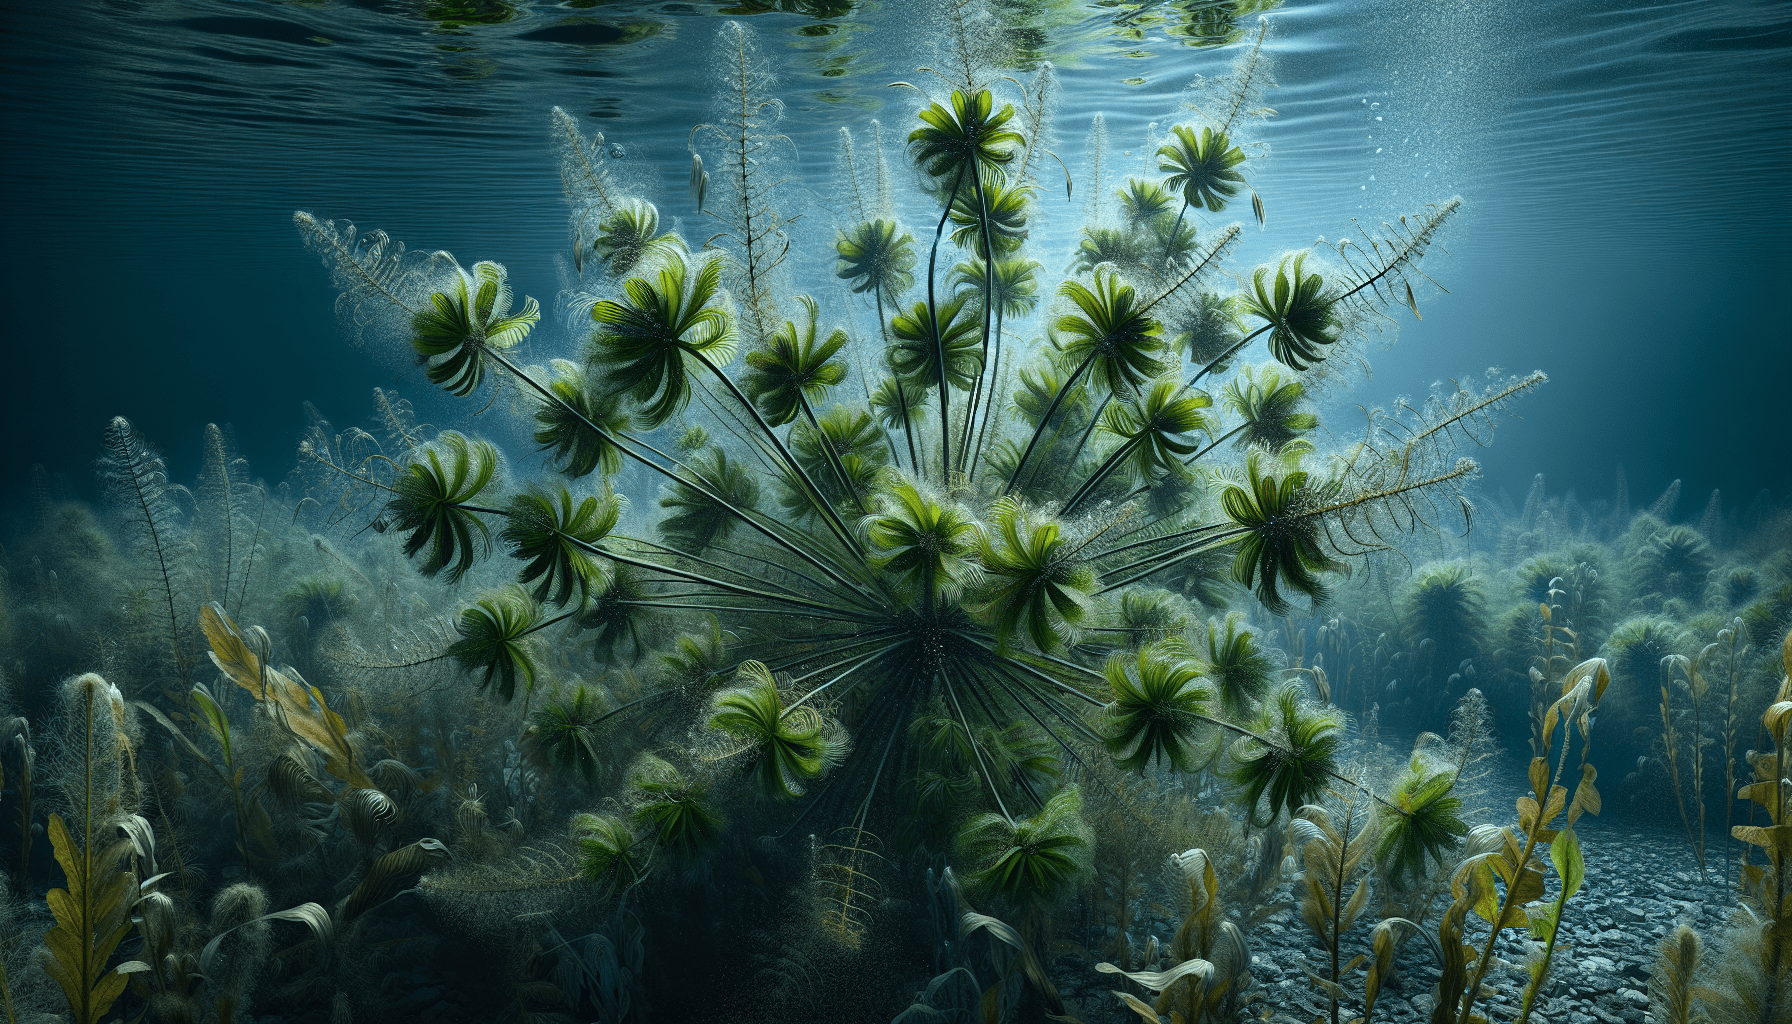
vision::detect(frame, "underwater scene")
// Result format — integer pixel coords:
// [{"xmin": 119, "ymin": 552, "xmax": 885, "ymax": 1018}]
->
[{"xmin": 2, "ymin": 0, "xmax": 1790, "ymax": 1022}]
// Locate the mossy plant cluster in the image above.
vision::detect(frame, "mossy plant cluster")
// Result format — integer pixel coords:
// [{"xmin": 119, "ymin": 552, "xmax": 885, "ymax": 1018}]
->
[{"xmin": 0, "ymin": 8, "xmax": 1788, "ymax": 1024}]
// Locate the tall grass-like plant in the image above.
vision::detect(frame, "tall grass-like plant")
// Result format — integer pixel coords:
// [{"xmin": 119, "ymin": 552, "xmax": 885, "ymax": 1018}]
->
[{"xmin": 42, "ymin": 674, "xmax": 148, "ymax": 1024}]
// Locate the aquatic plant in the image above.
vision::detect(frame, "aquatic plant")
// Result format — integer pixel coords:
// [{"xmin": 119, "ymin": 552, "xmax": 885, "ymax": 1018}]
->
[
  {"xmin": 293, "ymin": 18, "xmax": 1539, "ymax": 901},
  {"xmin": 0, "ymin": 719, "xmax": 32, "ymax": 893},
  {"xmin": 1289, "ymin": 793, "xmax": 1377, "ymax": 1024},
  {"xmin": 42, "ymin": 674, "xmax": 148, "ymax": 1024},
  {"xmin": 1096, "ymin": 846, "xmax": 1255, "ymax": 1024},
  {"xmin": 1431, "ymin": 657, "xmax": 1608, "ymax": 1024},
  {"xmin": 1630, "ymin": 524, "xmax": 1716, "ymax": 608},
  {"xmin": 1648, "ymin": 923, "xmax": 1703, "ymax": 1024},
  {"xmin": 1375, "ymin": 756, "xmax": 1468, "ymax": 887},
  {"xmin": 1691, "ymin": 628, "xmax": 1792, "ymax": 1023},
  {"xmin": 1397, "ymin": 561, "xmax": 1489, "ymax": 725}
]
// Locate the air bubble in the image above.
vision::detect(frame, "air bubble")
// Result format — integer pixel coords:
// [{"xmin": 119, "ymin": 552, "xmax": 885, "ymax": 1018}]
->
[
  {"xmin": 608, "ymin": 144, "xmax": 625, "ymax": 158},
  {"xmin": 1370, "ymin": 102, "xmax": 1380, "ymax": 111}
]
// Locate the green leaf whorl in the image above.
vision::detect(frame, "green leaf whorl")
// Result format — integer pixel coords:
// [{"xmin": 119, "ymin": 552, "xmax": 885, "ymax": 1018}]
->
[
  {"xmin": 1224, "ymin": 681, "xmax": 1343, "ymax": 828},
  {"xmin": 1100, "ymin": 646, "xmax": 1211, "ymax": 774},
  {"xmin": 448, "ymin": 588, "xmax": 543, "ymax": 703},
  {"xmin": 501, "ymin": 486, "xmax": 618, "ymax": 607},
  {"xmin": 972, "ymin": 497, "xmax": 1095, "ymax": 652},
  {"xmin": 1241, "ymin": 253, "xmax": 1341, "ymax": 371},
  {"xmin": 411, "ymin": 260, "xmax": 540, "ymax": 397},
  {"xmin": 955, "ymin": 785, "xmax": 1091, "ymax": 912},
  {"xmin": 708, "ymin": 662, "xmax": 842, "ymax": 801},
  {"xmin": 382, "ymin": 431, "xmax": 499, "ymax": 583}
]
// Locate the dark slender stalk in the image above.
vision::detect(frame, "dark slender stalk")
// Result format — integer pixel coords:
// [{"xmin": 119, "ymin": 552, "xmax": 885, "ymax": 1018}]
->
[
  {"xmin": 484, "ymin": 349, "xmax": 864, "ymax": 591},
  {"xmin": 1063, "ymin": 431, "xmax": 1142, "ymax": 515},
  {"xmin": 925, "ymin": 163, "xmax": 970, "ymax": 483},
  {"xmin": 691, "ymin": 349, "xmax": 867, "ymax": 559},
  {"xmin": 628, "ymin": 536, "xmax": 877, "ymax": 611},
  {"xmin": 1026, "ymin": 389, "xmax": 1110, "ymax": 497},
  {"xmin": 782, "ymin": 642, "xmax": 904, "ymax": 717},
  {"xmin": 1003, "ymin": 355, "xmax": 1093, "ymax": 493},
  {"xmin": 960, "ymin": 169, "xmax": 998, "ymax": 476},
  {"xmin": 1161, "ymin": 200, "xmax": 1190, "ymax": 268},
  {"xmin": 1095, "ymin": 527, "xmax": 1249, "ymax": 594},
  {"xmin": 967, "ymin": 306, "xmax": 1005, "ymax": 483},
  {"xmin": 942, "ymin": 665, "xmax": 1010, "ymax": 822},
  {"xmin": 876, "ymin": 290, "xmax": 923, "ymax": 476}
]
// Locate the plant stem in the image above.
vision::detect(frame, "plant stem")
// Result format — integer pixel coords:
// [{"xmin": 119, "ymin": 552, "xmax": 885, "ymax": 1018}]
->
[{"xmin": 924, "ymin": 164, "xmax": 970, "ymax": 483}]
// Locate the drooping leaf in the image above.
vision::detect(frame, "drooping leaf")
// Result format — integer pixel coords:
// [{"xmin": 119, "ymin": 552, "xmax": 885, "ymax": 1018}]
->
[
  {"xmin": 447, "ymin": 588, "xmax": 545, "ymax": 703},
  {"xmin": 1100, "ymin": 646, "xmax": 1210, "ymax": 774},
  {"xmin": 201, "ymin": 604, "xmax": 369, "ymax": 787},
  {"xmin": 972, "ymin": 497, "xmax": 1095, "ymax": 652},
  {"xmin": 379, "ymin": 431, "xmax": 499, "ymax": 583},
  {"xmin": 708, "ymin": 662, "xmax": 842, "ymax": 801},
  {"xmin": 411, "ymin": 259, "xmax": 540, "ymax": 396},
  {"xmin": 502, "ymin": 486, "xmax": 618, "ymax": 606}
]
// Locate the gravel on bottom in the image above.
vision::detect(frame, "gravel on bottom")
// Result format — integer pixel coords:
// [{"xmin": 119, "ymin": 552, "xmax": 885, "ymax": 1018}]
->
[{"xmin": 1058, "ymin": 815, "xmax": 1741, "ymax": 1024}]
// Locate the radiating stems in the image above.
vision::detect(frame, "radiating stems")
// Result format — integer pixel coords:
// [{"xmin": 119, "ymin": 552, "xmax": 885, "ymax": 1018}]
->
[
  {"xmin": 959, "ymin": 168, "xmax": 999, "ymax": 477},
  {"xmin": 781, "ymin": 641, "xmax": 904, "ymax": 718},
  {"xmin": 875, "ymin": 291, "xmax": 923, "ymax": 476},
  {"xmin": 1062, "ymin": 433, "xmax": 1140, "ymax": 515},
  {"xmin": 1003, "ymin": 354, "xmax": 1093, "ymax": 493},
  {"xmin": 967, "ymin": 306, "xmax": 1005, "ymax": 483},
  {"xmin": 691, "ymin": 349, "xmax": 867, "ymax": 560},
  {"xmin": 482, "ymin": 349, "xmax": 864, "ymax": 592},
  {"xmin": 924, "ymin": 163, "xmax": 970, "ymax": 483}
]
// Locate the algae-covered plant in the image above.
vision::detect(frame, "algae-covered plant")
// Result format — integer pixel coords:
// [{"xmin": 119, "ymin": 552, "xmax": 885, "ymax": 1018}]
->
[{"xmin": 4, "ymin": 4, "xmax": 1789, "ymax": 1023}]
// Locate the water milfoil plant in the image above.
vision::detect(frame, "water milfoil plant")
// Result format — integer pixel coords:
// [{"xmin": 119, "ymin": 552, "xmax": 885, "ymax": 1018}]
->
[{"xmin": 291, "ymin": 15, "xmax": 1542, "ymax": 930}]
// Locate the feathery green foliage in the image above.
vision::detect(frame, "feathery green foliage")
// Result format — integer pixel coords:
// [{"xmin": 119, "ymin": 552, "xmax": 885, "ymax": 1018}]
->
[
  {"xmin": 1225, "ymin": 682, "xmax": 1343, "ymax": 828},
  {"xmin": 744, "ymin": 296, "xmax": 849, "ymax": 427},
  {"xmin": 42, "ymin": 675, "xmax": 142, "ymax": 1024},
  {"xmin": 888, "ymin": 292, "xmax": 984, "ymax": 394},
  {"xmin": 410, "ymin": 260, "xmax": 540, "ymax": 397},
  {"xmin": 1241, "ymin": 253, "xmax": 1341, "ymax": 371},
  {"xmin": 708, "ymin": 662, "xmax": 841, "ymax": 800},
  {"xmin": 1053, "ymin": 268, "xmax": 1166, "ymax": 397},
  {"xmin": 907, "ymin": 89, "xmax": 1023, "ymax": 183},
  {"xmin": 448, "ymin": 588, "xmax": 545, "ymax": 703},
  {"xmin": 1221, "ymin": 452, "xmax": 1343, "ymax": 615},
  {"xmin": 533, "ymin": 359, "xmax": 632, "ymax": 479},
  {"xmin": 1375, "ymin": 757, "xmax": 1467, "ymax": 886},
  {"xmin": 1100, "ymin": 646, "xmax": 1211, "ymax": 773},
  {"xmin": 1223, "ymin": 363, "xmax": 1316, "ymax": 451},
  {"xmin": 501, "ymin": 486, "xmax": 618, "ymax": 606},
  {"xmin": 835, "ymin": 219, "xmax": 917, "ymax": 302},
  {"xmin": 1203, "ymin": 614, "xmax": 1274, "ymax": 716},
  {"xmin": 630, "ymin": 756, "xmax": 725, "ymax": 863},
  {"xmin": 1158, "ymin": 125, "xmax": 1247, "ymax": 213},
  {"xmin": 956, "ymin": 786, "xmax": 1091, "ymax": 916},
  {"xmin": 972, "ymin": 497, "xmax": 1095, "ymax": 651},
  {"xmin": 381, "ymin": 431, "xmax": 499, "ymax": 583},
  {"xmin": 527, "ymin": 684, "xmax": 609, "ymax": 785},
  {"xmin": 591, "ymin": 199, "xmax": 683, "ymax": 279},
  {"xmin": 573, "ymin": 813, "xmax": 649, "ymax": 889},
  {"xmin": 589, "ymin": 253, "xmax": 737, "ymax": 428},
  {"xmin": 864, "ymin": 482, "xmax": 978, "ymax": 602}
]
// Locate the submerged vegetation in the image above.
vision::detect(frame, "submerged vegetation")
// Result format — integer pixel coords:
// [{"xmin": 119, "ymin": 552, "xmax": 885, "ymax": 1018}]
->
[{"xmin": 0, "ymin": 4, "xmax": 1788, "ymax": 1023}]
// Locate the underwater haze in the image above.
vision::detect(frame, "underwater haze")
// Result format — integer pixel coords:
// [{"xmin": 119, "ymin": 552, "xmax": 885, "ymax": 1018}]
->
[{"xmin": 1, "ymin": 1, "xmax": 1791, "ymax": 1023}]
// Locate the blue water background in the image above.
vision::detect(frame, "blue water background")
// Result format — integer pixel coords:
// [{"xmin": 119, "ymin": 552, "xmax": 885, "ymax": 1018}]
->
[{"xmin": 1, "ymin": 0, "xmax": 1787, "ymax": 518}]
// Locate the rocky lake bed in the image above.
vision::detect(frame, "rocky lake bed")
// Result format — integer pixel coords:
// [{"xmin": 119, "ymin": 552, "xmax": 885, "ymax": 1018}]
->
[{"xmin": 1058, "ymin": 816, "xmax": 1740, "ymax": 1024}]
